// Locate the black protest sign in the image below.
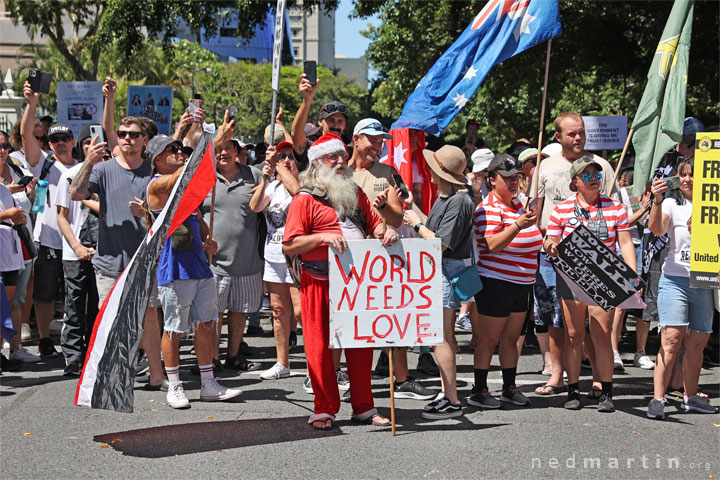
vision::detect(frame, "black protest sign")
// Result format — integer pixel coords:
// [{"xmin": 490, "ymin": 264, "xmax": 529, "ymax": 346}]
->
[{"xmin": 548, "ymin": 225, "xmax": 645, "ymax": 311}]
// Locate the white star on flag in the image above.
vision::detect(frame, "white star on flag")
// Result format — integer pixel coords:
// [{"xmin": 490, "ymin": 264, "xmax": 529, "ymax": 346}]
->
[
  {"xmin": 452, "ymin": 93, "xmax": 469, "ymax": 109},
  {"xmin": 509, "ymin": 5, "xmax": 536, "ymax": 41},
  {"xmin": 392, "ymin": 142, "xmax": 409, "ymax": 170},
  {"xmin": 463, "ymin": 65, "xmax": 478, "ymax": 81}
]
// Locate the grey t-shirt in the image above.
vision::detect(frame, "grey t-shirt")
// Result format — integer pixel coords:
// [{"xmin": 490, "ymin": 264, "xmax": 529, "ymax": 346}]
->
[
  {"xmin": 200, "ymin": 165, "xmax": 263, "ymax": 277},
  {"xmin": 426, "ymin": 190, "xmax": 475, "ymax": 259},
  {"xmin": 88, "ymin": 158, "xmax": 151, "ymax": 276}
]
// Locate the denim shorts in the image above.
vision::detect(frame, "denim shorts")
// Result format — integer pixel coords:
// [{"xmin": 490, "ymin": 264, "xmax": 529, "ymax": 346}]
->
[
  {"xmin": 159, "ymin": 277, "xmax": 219, "ymax": 333},
  {"xmin": 657, "ymin": 274, "xmax": 714, "ymax": 333},
  {"xmin": 441, "ymin": 257, "xmax": 471, "ymax": 310}
]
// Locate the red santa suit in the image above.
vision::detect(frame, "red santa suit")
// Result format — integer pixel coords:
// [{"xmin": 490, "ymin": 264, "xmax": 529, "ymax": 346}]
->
[{"xmin": 283, "ymin": 188, "xmax": 383, "ymax": 420}]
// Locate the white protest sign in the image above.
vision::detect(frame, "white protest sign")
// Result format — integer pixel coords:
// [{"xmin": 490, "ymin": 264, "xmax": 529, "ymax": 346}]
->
[
  {"xmin": 271, "ymin": 0, "xmax": 287, "ymax": 92},
  {"xmin": 56, "ymin": 81, "xmax": 103, "ymax": 138},
  {"xmin": 582, "ymin": 115, "xmax": 628, "ymax": 150},
  {"xmin": 329, "ymin": 239, "xmax": 443, "ymax": 349}
]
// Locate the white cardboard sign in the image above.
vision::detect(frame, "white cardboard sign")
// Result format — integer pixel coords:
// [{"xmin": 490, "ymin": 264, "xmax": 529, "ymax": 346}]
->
[
  {"xmin": 582, "ymin": 115, "xmax": 628, "ymax": 150},
  {"xmin": 329, "ymin": 239, "xmax": 443, "ymax": 349}
]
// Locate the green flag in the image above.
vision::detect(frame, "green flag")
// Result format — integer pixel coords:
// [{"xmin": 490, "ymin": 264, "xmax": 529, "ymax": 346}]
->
[{"xmin": 631, "ymin": 0, "xmax": 693, "ymax": 195}]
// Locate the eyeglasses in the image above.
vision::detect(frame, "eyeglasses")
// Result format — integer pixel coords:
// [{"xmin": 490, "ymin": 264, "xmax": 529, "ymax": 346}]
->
[
  {"xmin": 0, "ymin": 143, "xmax": 10, "ymax": 150},
  {"xmin": 49, "ymin": 135, "xmax": 74, "ymax": 143},
  {"xmin": 117, "ymin": 130, "xmax": 143, "ymax": 139},
  {"xmin": 279, "ymin": 153, "xmax": 295, "ymax": 160},
  {"xmin": 320, "ymin": 103, "xmax": 347, "ymax": 115},
  {"xmin": 35, "ymin": 135, "xmax": 48, "ymax": 143},
  {"xmin": 581, "ymin": 172, "xmax": 602, "ymax": 182},
  {"xmin": 321, "ymin": 152, "xmax": 347, "ymax": 163}
]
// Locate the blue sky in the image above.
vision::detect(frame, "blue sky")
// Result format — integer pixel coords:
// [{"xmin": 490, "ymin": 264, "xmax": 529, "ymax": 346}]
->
[{"xmin": 334, "ymin": 0, "xmax": 379, "ymax": 58}]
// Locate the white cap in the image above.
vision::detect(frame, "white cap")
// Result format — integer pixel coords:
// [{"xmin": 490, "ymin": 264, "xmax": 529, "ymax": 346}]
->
[
  {"xmin": 471, "ymin": 148, "xmax": 494, "ymax": 173},
  {"xmin": 541, "ymin": 143, "xmax": 562, "ymax": 157}
]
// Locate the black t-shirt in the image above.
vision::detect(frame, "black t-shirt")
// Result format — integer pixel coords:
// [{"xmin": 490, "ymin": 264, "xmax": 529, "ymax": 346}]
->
[{"xmin": 426, "ymin": 190, "xmax": 474, "ymax": 259}]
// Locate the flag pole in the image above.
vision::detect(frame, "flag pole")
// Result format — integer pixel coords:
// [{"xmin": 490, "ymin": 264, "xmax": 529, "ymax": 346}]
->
[
  {"xmin": 387, "ymin": 347, "xmax": 396, "ymax": 436},
  {"xmin": 528, "ymin": 39, "xmax": 553, "ymax": 210},
  {"xmin": 207, "ymin": 184, "xmax": 216, "ymax": 265},
  {"xmin": 607, "ymin": 128, "xmax": 634, "ymax": 196}
]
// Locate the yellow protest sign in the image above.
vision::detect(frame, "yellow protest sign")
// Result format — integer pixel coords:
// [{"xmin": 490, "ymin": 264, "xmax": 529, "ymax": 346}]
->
[{"xmin": 690, "ymin": 132, "xmax": 720, "ymax": 288}]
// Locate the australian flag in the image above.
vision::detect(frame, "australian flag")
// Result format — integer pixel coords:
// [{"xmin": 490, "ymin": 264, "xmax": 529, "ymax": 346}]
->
[{"xmin": 392, "ymin": 0, "xmax": 562, "ymax": 135}]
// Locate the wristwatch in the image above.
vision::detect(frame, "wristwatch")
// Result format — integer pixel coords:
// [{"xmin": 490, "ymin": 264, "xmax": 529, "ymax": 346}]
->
[{"xmin": 414, "ymin": 222, "xmax": 424, "ymax": 233}]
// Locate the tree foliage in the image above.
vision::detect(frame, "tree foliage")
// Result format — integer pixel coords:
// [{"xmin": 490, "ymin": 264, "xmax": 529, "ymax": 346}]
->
[
  {"xmin": 13, "ymin": 39, "xmax": 366, "ymax": 144},
  {"xmin": 354, "ymin": 0, "xmax": 719, "ymax": 148},
  {"xmin": 7, "ymin": 0, "xmax": 338, "ymax": 81}
]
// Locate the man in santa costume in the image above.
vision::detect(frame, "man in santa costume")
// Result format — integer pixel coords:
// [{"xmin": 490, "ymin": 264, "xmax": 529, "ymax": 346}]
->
[{"xmin": 283, "ymin": 133, "xmax": 400, "ymax": 430}]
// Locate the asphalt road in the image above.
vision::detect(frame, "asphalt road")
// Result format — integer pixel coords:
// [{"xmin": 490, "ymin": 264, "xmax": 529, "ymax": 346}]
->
[{"xmin": 1, "ymin": 317, "xmax": 718, "ymax": 479}]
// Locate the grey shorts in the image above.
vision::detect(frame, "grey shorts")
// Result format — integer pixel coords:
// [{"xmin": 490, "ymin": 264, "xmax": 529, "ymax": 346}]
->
[
  {"xmin": 11, "ymin": 261, "xmax": 32, "ymax": 307},
  {"xmin": 159, "ymin": 277, "xmax": 219, "ymax": 333},
  {"xmin": 95, "ymin": 268, "xmax": 161, "ymax": 309},
  {"xmin": 215, "ymin": 272, "xmax": 262, "ymax": 313}
]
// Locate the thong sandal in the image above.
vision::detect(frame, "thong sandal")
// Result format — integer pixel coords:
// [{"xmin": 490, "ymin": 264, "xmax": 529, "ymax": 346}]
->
[
  {"xmin": 535, "ymin": 384, "xmax": 565, "ymax": 395},
  {"xmin": 351, "ymin": 409, "xmax": 390, "ymax": 426},
  {"xmin": 309, "ymin": 413, "xmax": 335, "ymax": 431}
]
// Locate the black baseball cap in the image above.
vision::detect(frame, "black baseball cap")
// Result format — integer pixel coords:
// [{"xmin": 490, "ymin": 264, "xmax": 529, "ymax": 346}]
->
[{"xmin": 487, "ymin": 153, "xmax": 523, "ymax": 176}]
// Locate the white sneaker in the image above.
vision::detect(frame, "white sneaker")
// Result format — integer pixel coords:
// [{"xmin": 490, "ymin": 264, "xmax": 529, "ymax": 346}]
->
[
  {"xmin": 200, "ymin": 378, "xmax": 242, "ymax": 402},
  {"xmin": 260, "ymin": 362, "xmax": 290, "ymax": 380},
  {"xmin": 10, "ymin": 346, "xmax": 41, "ymax": 363},
  {"xmin": 613, "ymin": 350, "xmax": 625, "ymax": 371},
  {"xmin": 166, "ymin": 382, "xmax": 190, "ymax": 409},
  {"xmin": 633, "ymin": 350, "xmax": 655, "ymax": 369},
  {"xmin": 21, "ymin": 324, "xmax": 32, "ymax": 342}
]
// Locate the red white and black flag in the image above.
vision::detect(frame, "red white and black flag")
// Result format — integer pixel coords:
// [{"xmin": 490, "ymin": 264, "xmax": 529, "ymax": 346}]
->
[{"xmin": 75, "ymin": 130, "xmax": 217, "ymax": 413}]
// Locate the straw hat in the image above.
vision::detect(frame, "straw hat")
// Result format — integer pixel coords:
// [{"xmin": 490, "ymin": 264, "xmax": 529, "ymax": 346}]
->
[{"xmin": 423, "ymin": 145, "xmax": 468, "ymax": 185}]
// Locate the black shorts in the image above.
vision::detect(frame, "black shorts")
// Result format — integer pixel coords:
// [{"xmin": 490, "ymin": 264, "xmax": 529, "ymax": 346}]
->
[
  {"xmin": 1, "ymin": 270, "xmax": 20, "ymax": 287},
  {"xmin": 33, "ymin": 244, "xmax": 64, "ymax": 302},
  {"xmin": 474, "ymin": 276, "xmax": 532, "ymax": 318}
]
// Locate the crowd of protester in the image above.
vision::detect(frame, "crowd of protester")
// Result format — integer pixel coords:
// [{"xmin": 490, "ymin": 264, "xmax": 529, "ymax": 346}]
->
[{"xmin": 1, "ymin": 74, "xmax": 718, "ymax": 429}]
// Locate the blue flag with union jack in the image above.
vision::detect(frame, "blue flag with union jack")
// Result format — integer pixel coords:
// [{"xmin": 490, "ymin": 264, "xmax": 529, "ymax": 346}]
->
[{"xmin": 392, "ymin": 0, "xmax": 562, "ymax": 135}]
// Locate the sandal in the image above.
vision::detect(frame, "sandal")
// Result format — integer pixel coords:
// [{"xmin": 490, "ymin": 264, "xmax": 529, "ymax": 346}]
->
[
  {"xmin": 587, "ymin": 386, "xmax": 602, "ymax": 399},
  {"xmin": 351, "ymin": 409, "xmax": 390, "ymax": 426},
  {"xmin": 224, "ymin": 354, "xmax": 256, "ymax": 371},
  {"xmin": 308, "ymin": 413, "xmax": 335, "ymax": 431},
  {"xmin": 535, "ymin": 384, "xmax": 565, "ymax": 395}
]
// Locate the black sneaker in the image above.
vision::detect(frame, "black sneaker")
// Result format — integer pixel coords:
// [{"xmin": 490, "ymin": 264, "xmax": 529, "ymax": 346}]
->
[
  {"xmin": 394, "ymin": 377, "xmax": 436, "ymax": 400},
  {"xmin": 467, "ymin": 388, "xmax": 501, "ymax": 409},
  {"xmin": 416, "ymin": 352, "xmax": 439, "ymax": 376},
  {"xmin": 564, "ymin": 390, "xmax": 582, "ymax": 410},
  {"xmin": 341, "ymin": 389, "xmax": 351, "ymax": 403},
  {"xmin": 1, "ymin": 354, "xmax": 21, "ymax": 372},
  {"xmin": 38, "ymin": 337, "xmax": 60, "ymax": 358},
  {"xmin": 597, "ymin": 393, "xmax": 615, "ymax": 413},
  {"xmin": 421, "ymin": 397, "xmax": 463, "ymax": 420},
  {"xmin": 63, "ymin": 362, "xmax": 82, "ymax": 377},
  {"xmin": 501, "ymin": 386, "xmax": 532, "ymax": 406},
  {"xmin": 374, "ymin": 350, "xmax": 389, "ymax": 377}
]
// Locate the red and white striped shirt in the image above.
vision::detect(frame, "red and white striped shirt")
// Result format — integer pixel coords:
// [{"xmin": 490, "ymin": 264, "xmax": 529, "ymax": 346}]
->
[
  {"xmin": 547, "ymin": 194, "xmax": 629, "ymax": 249},
  {"xmin": 474, "ymin": 194, "xmax": 543, "ymax": 285}
]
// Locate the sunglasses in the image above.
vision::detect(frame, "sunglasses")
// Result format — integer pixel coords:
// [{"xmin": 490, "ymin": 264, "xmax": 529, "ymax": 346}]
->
[
  {"xmin": 320, "ymin": 103, "xmax": 347, "ymax": 115},
  {"xmin": 279, "ymin": 153, "xmax": 295, "ymax": 160},
  {"xmin": 49, "ymin": 135, "xmax": 74, "ymax": 143},
  {"xmin": 495, "ymin": 159, "xmax": 522, "ymax": 173},
  {"xmin": 359, "ymin": 122, "xmax": 386, "ymax": 133},
  {"xmin": 166, "ymin": 145, "xmax": 181, "ymax": 155},
  {"xmin": 0, "ymin": 143, "xmax": 10, "ymax": 150},
  {"xmin": 35, "ymin": 135, "xmax": 48, "ymax": 143},
  {"xmin": 581, "ymin": 172, "xmax": 602, "ymax": 182},
  {"xmin": 117, "ymin": 130, "xmax": 143, "ymax": 139}
]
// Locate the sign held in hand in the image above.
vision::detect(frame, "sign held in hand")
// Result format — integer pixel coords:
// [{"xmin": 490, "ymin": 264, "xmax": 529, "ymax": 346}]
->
[{"xmin": 329, "ymin": 239, "xmax": 443, "ymax": 348}]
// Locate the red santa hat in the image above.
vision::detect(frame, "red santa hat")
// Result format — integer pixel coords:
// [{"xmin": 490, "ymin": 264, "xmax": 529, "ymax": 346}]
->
[{"xmin": 307, "ymin": 132, "xmax": 348, "ymax": 163}]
